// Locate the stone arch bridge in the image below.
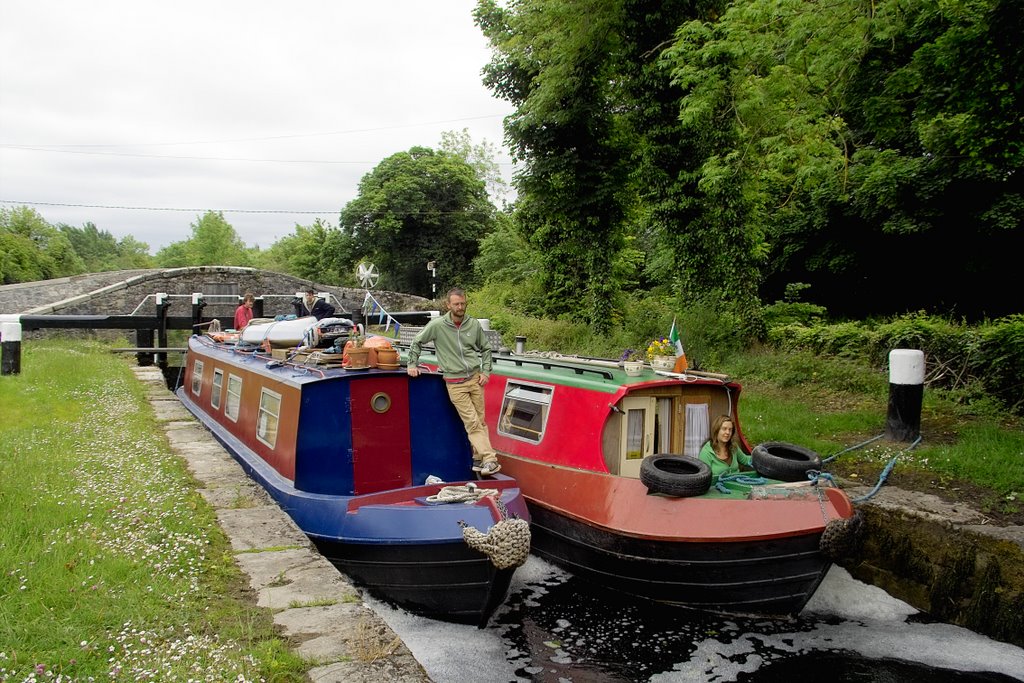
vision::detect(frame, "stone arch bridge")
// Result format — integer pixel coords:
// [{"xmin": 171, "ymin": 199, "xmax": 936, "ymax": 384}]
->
[{"xmin": 0, "ymin": 266, "xmax": 431, "ymax": 332}]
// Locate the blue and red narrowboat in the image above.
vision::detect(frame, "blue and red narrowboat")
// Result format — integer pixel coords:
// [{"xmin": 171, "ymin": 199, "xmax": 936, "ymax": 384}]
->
[
  {"xmin": 411, "ymin": 349, "xmax": 859, "ymax": 616},
  {"xmin": 176, "ymin": 332, "xmax": 530, "ymax": 626}
]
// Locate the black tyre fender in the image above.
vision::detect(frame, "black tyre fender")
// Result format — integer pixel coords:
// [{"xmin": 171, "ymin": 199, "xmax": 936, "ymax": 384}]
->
[
  {"xmin": 751, "ymin": 441, "xmax": 823, "ymax": 482},
  {"xmin": 639, "ymin": 454, "xmax": 712, "ymax": 497}
]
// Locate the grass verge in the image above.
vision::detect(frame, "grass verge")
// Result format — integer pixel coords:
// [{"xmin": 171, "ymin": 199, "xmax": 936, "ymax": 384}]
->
[
  {"xmin": 721, "ymin": 351, "xmax": 1024, "ymax": 522},
  {"xmin": 0, "ymin": 338, "xmax": 307, "ymax": 681}
]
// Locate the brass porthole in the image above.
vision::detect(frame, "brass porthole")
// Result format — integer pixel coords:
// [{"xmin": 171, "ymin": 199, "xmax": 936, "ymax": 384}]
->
[{"xmin": 370, "ymin": 392, "xmax": 391, "ymax": 414}]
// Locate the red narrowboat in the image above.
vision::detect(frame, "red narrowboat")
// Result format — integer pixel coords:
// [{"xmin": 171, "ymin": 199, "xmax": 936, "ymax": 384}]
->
[{"xmin": 412, "ymin": 350, "xmax": 859, "ymax": 616}]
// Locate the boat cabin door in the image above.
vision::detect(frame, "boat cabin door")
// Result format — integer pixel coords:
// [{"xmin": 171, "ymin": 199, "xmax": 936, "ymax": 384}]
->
[{"xmin": 618, "ymin": 396, "xmax": 655, "ymax": 478}]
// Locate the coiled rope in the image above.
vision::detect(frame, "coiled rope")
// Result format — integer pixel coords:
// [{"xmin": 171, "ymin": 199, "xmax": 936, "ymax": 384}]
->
[
  {"xmin": 426, "ymin": 484, "xmax": 499, "ymax": 504},
  {"xmin": 714, "ymin": 473, "xmax": 768, "ymax": 494}
]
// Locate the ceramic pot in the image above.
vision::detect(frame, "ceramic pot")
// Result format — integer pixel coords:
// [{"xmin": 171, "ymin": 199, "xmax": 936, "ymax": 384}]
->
[
  {"xmin": 623, "ymin": 360, "xmax": 644, "ymax": 376},
  {"xmin": 376, "ymin": 348, "xmax": 399, "ymax": 367},
  {"xmin": 346, "ymin": 346, "xmax": 370, "ymax": 369},
  {"xmin": 651, "ymin": 356, "xmax": 675, "ymax": 371}
]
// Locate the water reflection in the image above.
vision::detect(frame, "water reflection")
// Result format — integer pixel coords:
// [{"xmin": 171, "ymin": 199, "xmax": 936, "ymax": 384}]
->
[{"xmin": 367, "ymin": 558, "xmax": 1024, "ymax": 683}]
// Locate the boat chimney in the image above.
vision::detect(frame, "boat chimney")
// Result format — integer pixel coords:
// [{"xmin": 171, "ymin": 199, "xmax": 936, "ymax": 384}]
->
[
  {"xmin": 515, "ymin": 335, "xmax": 526, "ymax": 355},
  {"xmin": 885, "ymin": 349, "xmax": 924, "ymax": 442}
]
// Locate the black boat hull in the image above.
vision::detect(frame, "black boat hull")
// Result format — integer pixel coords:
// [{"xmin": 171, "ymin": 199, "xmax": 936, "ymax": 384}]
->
[
  {"xmin": 312, "ymin": 537, "xmax": 516, "ymax": 627},
  {"xmin": 526, "ymin": 504, "xmax": 830, "ymax": 615}
]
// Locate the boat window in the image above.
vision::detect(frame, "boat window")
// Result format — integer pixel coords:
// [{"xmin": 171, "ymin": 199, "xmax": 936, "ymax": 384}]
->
[
  {"xmin": 211, "ymin": 369, "xmax": 224, "ymax": 410},
  {"xmin": 625, "ymin": 408, "xmax": 645, "ymax": 460},
  {"xmin": 498, "ymin": 381, "xmax": 553, "ymax": 443},
  {"xmin": 256, "ymin": 388, "xmax": 281, "ymax": 448},
  {"xmin": 191, "ymin": 360, "xmax": 204, "ymax": 396},
  {"xmin": 370, "ymin": 392, "xmax": 391, "ymax": 414},
  {"xmin": 225, "ymin": 374, "xmax": 242, "ymax": 422}
]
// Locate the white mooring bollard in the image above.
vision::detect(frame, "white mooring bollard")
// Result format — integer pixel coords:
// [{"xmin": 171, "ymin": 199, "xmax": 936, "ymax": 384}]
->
[
  {"xmin": 1, "ymin": 320, "xmax": 22, "ymax": 376},
  {"xmin": 885, "ymin": 349, "xmax": 925, "ymax": 441}
]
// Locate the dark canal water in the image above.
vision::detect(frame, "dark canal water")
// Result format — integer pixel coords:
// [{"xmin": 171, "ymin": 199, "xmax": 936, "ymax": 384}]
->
[{"xmin": 368, "ymin": 558, "xmax": 1024, "ymax": 683}]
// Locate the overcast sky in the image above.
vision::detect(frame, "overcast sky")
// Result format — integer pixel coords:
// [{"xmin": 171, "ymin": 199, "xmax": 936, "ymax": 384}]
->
[{"xmin": 0, "ymin": 1, "xmax": 516, "ymax": 253}]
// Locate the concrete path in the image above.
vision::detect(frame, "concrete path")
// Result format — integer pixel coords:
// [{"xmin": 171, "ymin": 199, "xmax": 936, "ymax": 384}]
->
[{"xmin": 133, "ymin": 366, "xmax": 433, "ymax": 683}]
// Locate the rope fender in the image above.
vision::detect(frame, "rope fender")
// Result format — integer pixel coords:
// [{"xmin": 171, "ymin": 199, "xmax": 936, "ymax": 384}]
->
[
  {"xmin": 460, "ymin": 518, "xmax": 531, "ymax": 570},
  {"xmin": 819, "ymin": 510, "xmax": 865, "ymax": 560},
  {"xmin": 427, "ymin": 484, "xmax": 532, "ymax": 570}
]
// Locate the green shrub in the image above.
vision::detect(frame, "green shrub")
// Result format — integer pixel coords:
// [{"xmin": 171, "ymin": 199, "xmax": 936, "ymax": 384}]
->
[
  {"xmin": 763, "ymin": 312, "xmax": 1024, "ymax": 416},
  {"xmin": 975, "ymin": 315, "xmax": 1024, "ymax": 415},
  {"xmin": 762, "ymin": 300, "xmax": 828, "ymax": 327}
]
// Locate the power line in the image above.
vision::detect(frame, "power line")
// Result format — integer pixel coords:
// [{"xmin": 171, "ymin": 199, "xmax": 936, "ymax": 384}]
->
[
  {"xmin": 0, "ymin": 144, "xmax": 519, "ymax": 165},
  {"xmin": 0, "ymin": 146, "xmax": 374, "ymax": 164},
  {"xmin": 0, "ymin": 200, "xmax": 335, "ymax": 214},
  {"xmin": 0, "ymin": 114, "xmax": 509, "ymax": 148}
]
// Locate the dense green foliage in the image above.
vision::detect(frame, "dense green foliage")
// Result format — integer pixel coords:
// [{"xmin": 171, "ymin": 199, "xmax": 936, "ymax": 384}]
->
[
  {"xmin": 253, "ymin": 218, "xmax": 353, "ymax": 285},
  {"xmin": 155, "ymin": 211, "xmax": 254, "ymax": 267},
  {"xmin": 666, "ymin": 0, "xmax": 1022, "ymax": 320},
  {"xmin": 340, "ymin": 146, "xmax": 496, "ymax": 296},
  {"xmin": 1, "ymin": 207, "xmax": 154, "ymax": 283},
  {"xmin": 1, "ymin": 207, "xmax": 85, "ymax": 283},
  {"xmin": 768, "ymin": 313, "xmax": 1024, "ymax": 416}
]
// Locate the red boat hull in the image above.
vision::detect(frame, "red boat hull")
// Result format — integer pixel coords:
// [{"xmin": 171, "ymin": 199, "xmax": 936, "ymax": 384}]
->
[{"xmin": 499, "ymin": 453, "xmax": 849, "ymax": 614}]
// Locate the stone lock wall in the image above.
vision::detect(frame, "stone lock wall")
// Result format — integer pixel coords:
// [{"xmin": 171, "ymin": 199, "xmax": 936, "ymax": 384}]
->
[{"xmin": 846, "ymin": 492, "xmax": 1024, "ymax": 647}]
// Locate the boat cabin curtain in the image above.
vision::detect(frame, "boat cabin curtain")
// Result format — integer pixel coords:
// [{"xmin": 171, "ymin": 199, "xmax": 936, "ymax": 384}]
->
[
  {"xmin": 655, "ymin": 397, "xmax": 673, "ymax": 453},
  {"xmin": 684, "ymin": 403, "xmax": 710, "ymax": 457}
]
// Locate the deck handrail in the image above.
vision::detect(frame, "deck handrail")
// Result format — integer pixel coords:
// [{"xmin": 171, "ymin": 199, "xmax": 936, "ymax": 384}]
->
[{"xmin": 492, "ymin": 354, "xmax": 615, "ymax": 380}]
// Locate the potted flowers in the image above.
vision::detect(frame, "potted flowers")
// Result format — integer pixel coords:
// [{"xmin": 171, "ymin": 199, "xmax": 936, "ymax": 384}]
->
[
  {"xmin": 344, "ymin": 327, "xmax": 370, "ymax": 369},
  {"xmin": 646, "ymin": 337, "xmax": 676, "ymax": 371},
  {"xmin": 619, "ymin": 349, "xmax": 646, "ymax": 376}
]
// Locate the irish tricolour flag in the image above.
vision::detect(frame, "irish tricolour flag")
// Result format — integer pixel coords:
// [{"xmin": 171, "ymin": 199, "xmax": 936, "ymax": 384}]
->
[{"xmin": 669, "ymin": 318, "xmax": 688, "ymax": 372}]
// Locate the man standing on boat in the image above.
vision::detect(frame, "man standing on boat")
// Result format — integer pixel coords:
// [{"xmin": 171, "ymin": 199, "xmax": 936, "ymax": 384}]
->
[
  {"xmin": 407, "ymin": 288, "xmax": 501, "ymax": 476},
  {"xmin": 293, "ymin": 288, "xmax": 336, "ymax": 320}
]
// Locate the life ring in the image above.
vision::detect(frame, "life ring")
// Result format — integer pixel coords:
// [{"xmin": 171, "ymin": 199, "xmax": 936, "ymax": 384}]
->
[
  {"xmin": 639, "ymin": 454, "xmax": 712, "ymax": 497},
  {"xmin": 751, "ymin": 441, "xmax": 823, "ymax": 482}
]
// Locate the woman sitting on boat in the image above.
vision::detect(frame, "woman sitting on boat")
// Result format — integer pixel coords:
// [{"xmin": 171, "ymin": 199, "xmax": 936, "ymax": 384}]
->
[{"xmin": 698, "ymin": 414, "xmax": 754, "ymax": 480}]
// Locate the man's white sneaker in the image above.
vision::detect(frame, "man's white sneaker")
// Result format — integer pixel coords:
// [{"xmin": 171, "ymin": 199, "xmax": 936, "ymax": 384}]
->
[{"xmin": 479, "ymin": 460, "xmax": 501, "ymax": 476}]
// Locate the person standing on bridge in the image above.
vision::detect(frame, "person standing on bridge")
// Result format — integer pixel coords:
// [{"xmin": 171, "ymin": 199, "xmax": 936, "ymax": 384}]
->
[
  {"xmin": 407, "ymin": 288, "xmax": 500, "ymax": 476},
  {"xmin": 234, "ymin": 292, "xmax": 255, "ymax": 330}
]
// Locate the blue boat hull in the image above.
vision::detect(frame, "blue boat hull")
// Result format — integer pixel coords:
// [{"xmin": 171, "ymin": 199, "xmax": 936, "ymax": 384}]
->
[{"xmin": 177, "ymin": 384, "xmax": 528, "ymax": 626}]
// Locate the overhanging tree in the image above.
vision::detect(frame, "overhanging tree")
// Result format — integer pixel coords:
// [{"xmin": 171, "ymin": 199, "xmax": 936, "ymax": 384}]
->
[{"xmin": 476, "ymin": 0, "xmax": 634, "ymax": 331}]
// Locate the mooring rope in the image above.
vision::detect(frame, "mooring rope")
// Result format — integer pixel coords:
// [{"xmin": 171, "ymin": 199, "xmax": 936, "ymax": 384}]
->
[
  {"xmin": 850, "ymin": 435, "xmax": 923, "ymax": 503},
  {"xmin": 821, "ymin": 433, "xmax": 885, "ymax": 464}
]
